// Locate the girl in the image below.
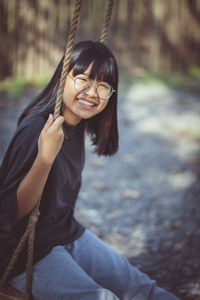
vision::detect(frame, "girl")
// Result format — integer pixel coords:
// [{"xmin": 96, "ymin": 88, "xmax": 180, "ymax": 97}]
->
[{"xmin": 0, "ymin": 40, "xmax": 179, "ymax": 299}]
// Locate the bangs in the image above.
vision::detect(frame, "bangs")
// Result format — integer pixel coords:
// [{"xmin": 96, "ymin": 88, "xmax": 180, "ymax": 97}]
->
[
  {"xmin": 71, "ymin": 46, "xmax": 118, "ymax": 87},
  {"xmin": 90, "ymin": 57, "xmax": 117, "ymax": 87}
]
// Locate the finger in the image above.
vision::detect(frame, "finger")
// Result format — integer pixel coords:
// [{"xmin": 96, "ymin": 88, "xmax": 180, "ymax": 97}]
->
[
  {"xmin": 51, "ymin": 116, "xmax": 65, "ymax": 130},
  {"xmin": 43, "ymin": 114, "xmax": 54, "ymax": 132},
  {"xmin": 57, "ymin": 125, "xmax": 64, "ymax": 138}
]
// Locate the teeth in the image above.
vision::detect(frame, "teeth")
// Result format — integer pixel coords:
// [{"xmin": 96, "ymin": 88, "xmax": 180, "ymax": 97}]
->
[{"xmin": 78, "ymin": 99, "xmax": 94, "ymax": 106}]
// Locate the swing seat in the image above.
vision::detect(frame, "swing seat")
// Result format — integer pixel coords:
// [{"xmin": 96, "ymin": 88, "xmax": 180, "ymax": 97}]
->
[{"xmin": 0, "ymin": 284, "xmax": 27, "ymax": 300}]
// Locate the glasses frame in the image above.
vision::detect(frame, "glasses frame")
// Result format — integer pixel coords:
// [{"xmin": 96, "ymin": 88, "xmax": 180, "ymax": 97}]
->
[{"xmin": 68, "ymin": 74, "xmax": 116, "ymax": 100}]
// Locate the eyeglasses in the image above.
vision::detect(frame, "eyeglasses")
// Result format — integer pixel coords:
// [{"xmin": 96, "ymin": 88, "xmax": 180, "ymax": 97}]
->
[{"xmin": 68, "ymin": 74, "xmax": 116, "ymax": 100}]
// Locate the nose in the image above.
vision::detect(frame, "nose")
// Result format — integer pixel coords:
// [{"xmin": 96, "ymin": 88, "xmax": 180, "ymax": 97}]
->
[{"xmin": 84, "ymin": 82, "xmax": 98, "ymax": 98}]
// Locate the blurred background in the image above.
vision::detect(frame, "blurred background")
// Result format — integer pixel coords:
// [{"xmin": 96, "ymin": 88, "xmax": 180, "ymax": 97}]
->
[
  {"xmin": 1, "ymin": 0, "xmax": 200, "ymax": 79},
  {"xmin": 0, "ymin": 1, "xmax": 200, "ymax": 299}
]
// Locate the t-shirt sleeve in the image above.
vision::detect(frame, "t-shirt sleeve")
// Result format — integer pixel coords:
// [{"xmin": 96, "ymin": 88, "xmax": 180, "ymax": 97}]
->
[{"xmin": 0, "ymin": 115, "xmax": 45, "ymax": 226}]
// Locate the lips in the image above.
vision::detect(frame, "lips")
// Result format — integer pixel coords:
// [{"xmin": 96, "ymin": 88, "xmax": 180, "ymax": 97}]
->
[{"xmin": 77, "ymin": 98, "xmax": 98, "ymax": 107}]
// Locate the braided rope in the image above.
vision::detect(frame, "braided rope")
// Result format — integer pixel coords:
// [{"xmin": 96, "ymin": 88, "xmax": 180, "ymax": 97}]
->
[
  {"xmin": 54, "ymin": 0, "xmax": 82, "ymax": 119},
  {"xmin": 25, "ymin": 201, "xmax": 40, "ymax": 298},
  {"xmin": 100, "ymin": 0, "xmax": 114, "ymax": 43},
  {"xmin": 0, "ymin": 201, "xmax": 40, "ymax": 295}
]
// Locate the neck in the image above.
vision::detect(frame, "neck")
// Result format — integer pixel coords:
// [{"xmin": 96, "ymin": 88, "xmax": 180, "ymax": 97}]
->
[{"xmin": 62, "ymin": 107, "xmax": 81, "ymax": 126}]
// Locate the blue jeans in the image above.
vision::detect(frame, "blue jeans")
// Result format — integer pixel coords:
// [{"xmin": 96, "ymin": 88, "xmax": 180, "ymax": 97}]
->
[{"xmin": 9, "ymin": 229, "xmax": 180, "ymax": 300}]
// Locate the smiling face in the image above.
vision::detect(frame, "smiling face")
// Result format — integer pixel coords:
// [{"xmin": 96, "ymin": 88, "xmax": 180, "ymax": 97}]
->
[{"xmin": 62, "ymin": 63, "xmax": 110, "ymax": 125}]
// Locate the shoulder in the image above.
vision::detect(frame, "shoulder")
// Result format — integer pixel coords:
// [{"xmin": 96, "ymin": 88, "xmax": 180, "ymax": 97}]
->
[
  {"xmin": 0, "ymin": 114, "xmax": 46, "ymax": 184},
  {"xmin": 17, "ymin": 113, "xmax": 46, "ymax": 135},
  {"xmin": 15, "ymin": 114, "xmax": 46, "ymax": 145},
  {"xmin": 1, "ymin": 114, "xmax": 47, "ymax": 158}
]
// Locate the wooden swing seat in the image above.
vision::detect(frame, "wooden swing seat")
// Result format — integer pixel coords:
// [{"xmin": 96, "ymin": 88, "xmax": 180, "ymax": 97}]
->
[{"xmin": 0, "ymin": 284, "xmax": 27, "ymax": 300}]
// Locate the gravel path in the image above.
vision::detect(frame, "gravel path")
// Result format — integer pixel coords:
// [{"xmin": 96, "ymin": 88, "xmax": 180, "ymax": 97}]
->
[{"xmin": 0, "ymin": 83, "xmax": 200, "ymax": 299}]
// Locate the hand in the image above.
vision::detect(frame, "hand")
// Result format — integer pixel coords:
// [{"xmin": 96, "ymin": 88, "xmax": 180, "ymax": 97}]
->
[{"xmin": 38, "ymin": 114, "xmax": 65, "ymax": 165}]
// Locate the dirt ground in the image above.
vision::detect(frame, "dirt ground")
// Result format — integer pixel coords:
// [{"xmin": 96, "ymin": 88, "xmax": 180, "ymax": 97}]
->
[{"xmin": 0, "ymin": 83, "xmax": 200, "ymax": 299}]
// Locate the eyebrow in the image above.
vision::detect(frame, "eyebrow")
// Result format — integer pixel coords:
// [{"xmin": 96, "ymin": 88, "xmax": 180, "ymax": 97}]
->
[{"xmin": 79, "ymin": 71, "xmax": 109, "ymax": 84}]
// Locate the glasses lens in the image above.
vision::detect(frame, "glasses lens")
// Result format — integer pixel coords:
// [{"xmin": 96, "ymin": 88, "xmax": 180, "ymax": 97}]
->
[
  {"xmin": 74, "ymin": 77, "xmax": 113, "ymax": 100},
  {"xmin": 97, "ymin": 84, "xmax": 112, "ymax": 100},
  {"xmin": 74, "ymin": 78, "xmax": 90, "ymax": 92}
]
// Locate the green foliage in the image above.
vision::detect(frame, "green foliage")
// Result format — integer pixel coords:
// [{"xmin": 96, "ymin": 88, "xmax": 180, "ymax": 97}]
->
[
  {"xmin": 31, "ymin": 75, "xmax": 51, "ymax": 88},
  {"xmin": 0, "ymin": 75, "xmax": 27, "ymax": 99},
  {"xmin": 188, "ymin": 65, "xmax": 200, "ymax": 80},
  {"xmin": 119, "ymin": 68, "xmax": 200, "ymax": 94},
  {"xmin": 0, "ymin": 74, "xmax": 50, "ymax": 100}
]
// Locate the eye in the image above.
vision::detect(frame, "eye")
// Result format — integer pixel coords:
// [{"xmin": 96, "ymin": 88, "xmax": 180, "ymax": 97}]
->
[
  {"xmin": 76, "ymin": 76, "xmax": 88, "ymax": 82},
  {"xmin": 99, "ymin": 83, "xmax": 110, "ymax": 90}
]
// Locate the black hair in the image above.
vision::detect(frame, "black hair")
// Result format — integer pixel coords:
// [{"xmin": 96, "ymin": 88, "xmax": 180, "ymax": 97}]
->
[{"xmin": 18, "ymin": 40, "xmax": 119, "ymax": 156}]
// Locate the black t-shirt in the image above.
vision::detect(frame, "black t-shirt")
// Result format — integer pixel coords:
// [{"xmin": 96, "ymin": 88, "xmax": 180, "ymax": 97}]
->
[{"xmin": 0, "ymin": 113, "xmax": 85, "ymax": 278}]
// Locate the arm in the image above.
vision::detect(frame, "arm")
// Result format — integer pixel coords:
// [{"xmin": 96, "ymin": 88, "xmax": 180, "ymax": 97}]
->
[{"xmin": 17, "ymin": 114, "xmax": 64, "ymax": 220}]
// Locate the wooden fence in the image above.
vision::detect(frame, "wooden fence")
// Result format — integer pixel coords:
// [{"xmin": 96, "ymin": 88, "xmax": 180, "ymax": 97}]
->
[{"xmin": 0, "ymin": 0, "xmax": 200, "ymax": 79}]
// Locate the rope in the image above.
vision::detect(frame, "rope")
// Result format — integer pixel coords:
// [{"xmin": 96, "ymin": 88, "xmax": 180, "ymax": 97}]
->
[
  {"xmin": 0, "ymin": 201, "xmax": 40, "ymax": 298},
  {"xmin": 54, "ymin": 0, "xmax": 82, "ymax": 119},
  {"xmin": 25, "ymin": 201, "xmax": 40, "ymax": 298},
  {"xmin": 100, "ymin": 0, "xmax": 114, "ymax": 43}
]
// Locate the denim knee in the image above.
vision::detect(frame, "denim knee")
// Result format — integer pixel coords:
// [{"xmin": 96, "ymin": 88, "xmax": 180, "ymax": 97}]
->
[{"xmin": 95, "ymin": 288, "xmax": 120, "ymax": 300}]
